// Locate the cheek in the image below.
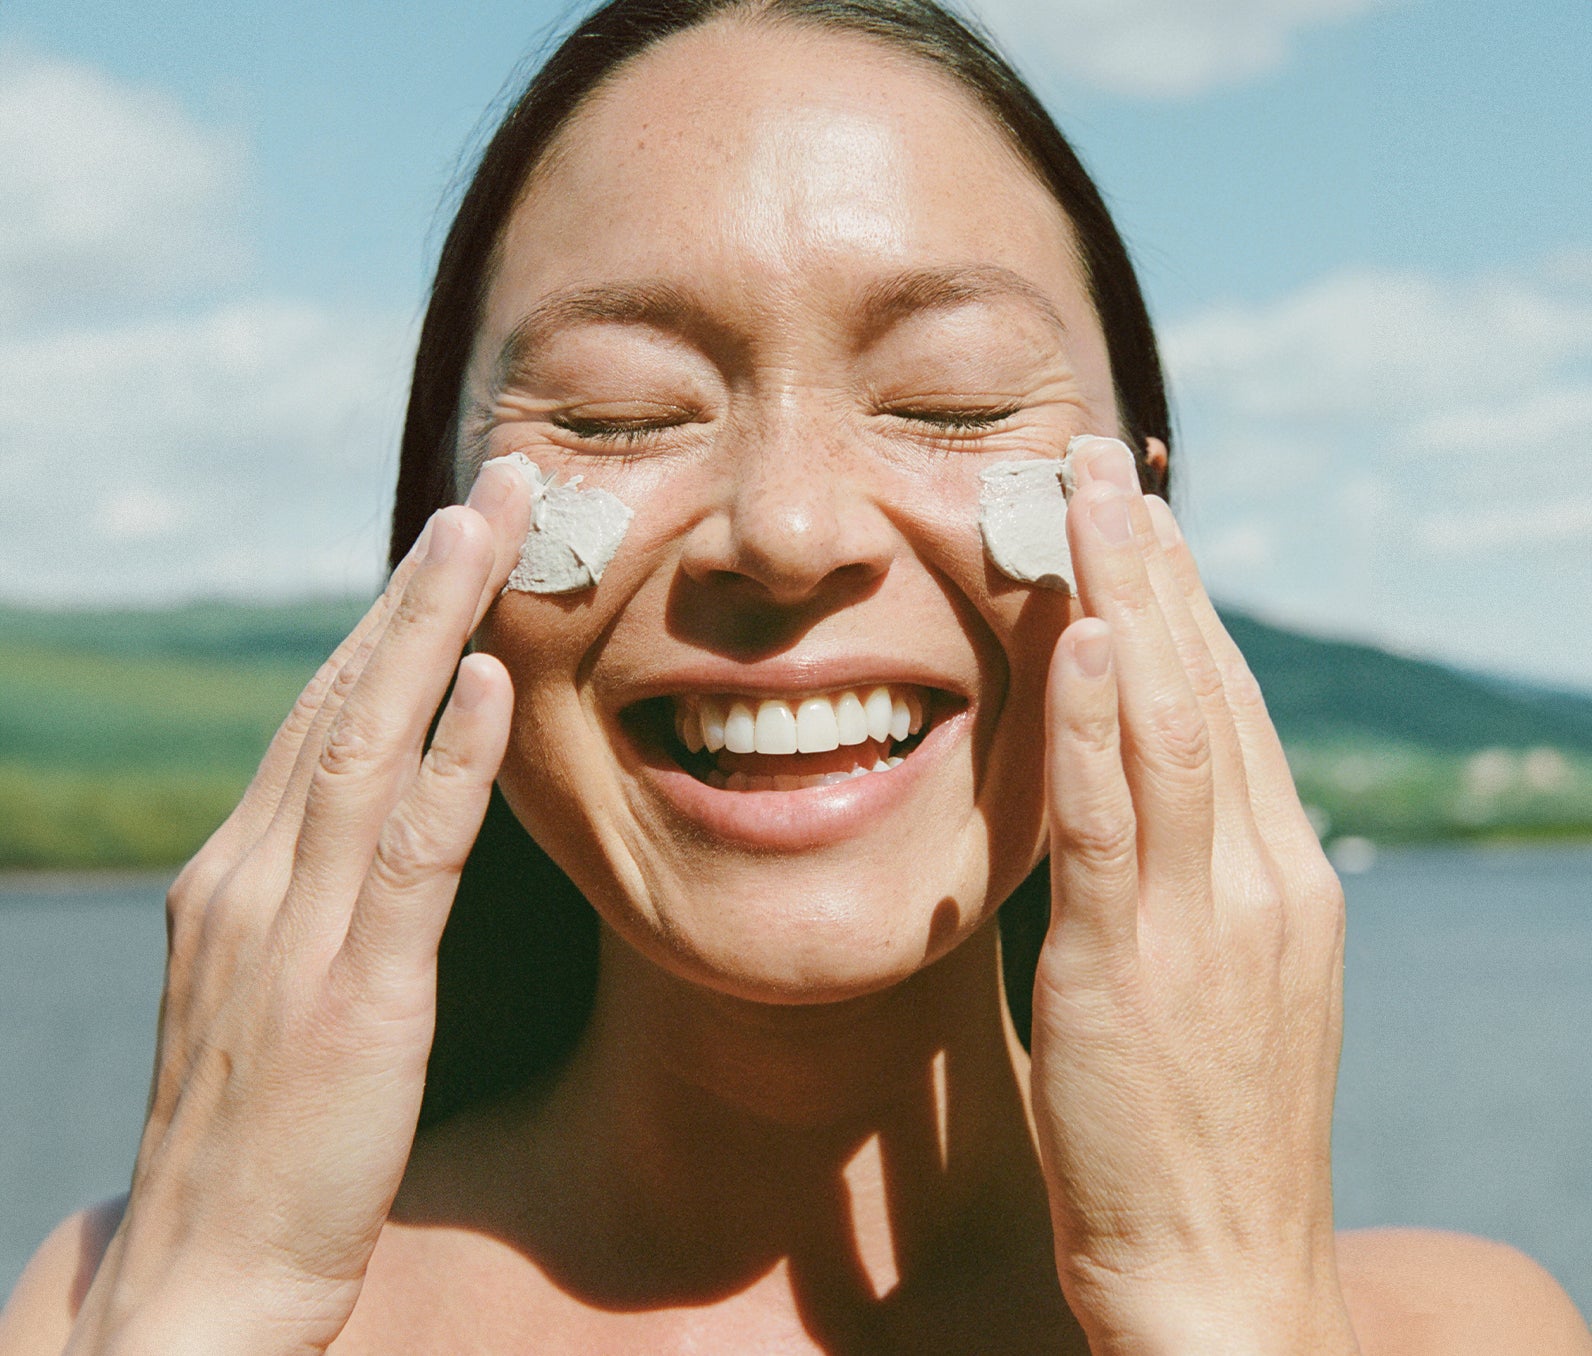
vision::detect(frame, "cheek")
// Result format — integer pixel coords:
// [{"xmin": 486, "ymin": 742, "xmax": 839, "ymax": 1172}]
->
[{"xmin": 882, "ymin": 459, "xmax": 1075, "ymax": 847}]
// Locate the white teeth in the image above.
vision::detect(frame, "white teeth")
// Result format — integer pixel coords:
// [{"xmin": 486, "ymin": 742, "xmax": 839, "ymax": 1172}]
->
[
  {"xmin": 795, "ymin": 696, "xmax": 841, "ymax": 753},
  {"xmin": 834, "ymin": 691, "xmax": 869, "ymax": 746},
  {"xmin": 863, "ymin": 687, "xmax": 894, "ymax": 743},
  {"xmin": 678, "ymin": 705, "xmax": 705, "ymax": 754},
  {"xmin": 675, "ymin": 684, "xmax": 936, "ymax": 766},
  {"xmin": 700, "ymin": 697, "xmax": 727, "ymax": 753},
  {"xmin": 753, "ymin": 699, "xmax": 798, "ymax": 755},
  {"xmin": 724, "ymin": 701, "xmax": 756, "ymax": 754},
  {"xmin": 705, "ymin": 759, "xmax": 906, "ymax": 791}
]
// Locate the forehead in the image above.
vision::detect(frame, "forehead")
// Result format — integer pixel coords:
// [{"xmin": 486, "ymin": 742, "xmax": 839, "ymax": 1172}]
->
[{"xmin": 482, "ymin": 20, "xmax": 1091, "ymax": 335}]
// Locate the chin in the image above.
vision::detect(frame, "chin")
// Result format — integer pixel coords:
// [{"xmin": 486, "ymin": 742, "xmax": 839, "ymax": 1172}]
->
[{"xmin": 620, "ymin": 854, "xmax": 997, "ymax": 1005}]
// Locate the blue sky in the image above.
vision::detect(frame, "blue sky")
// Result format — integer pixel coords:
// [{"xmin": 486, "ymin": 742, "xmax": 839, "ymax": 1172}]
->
[{"xmin": 3, "ymin": 0, "xmax": 1589, "ymax": 690}]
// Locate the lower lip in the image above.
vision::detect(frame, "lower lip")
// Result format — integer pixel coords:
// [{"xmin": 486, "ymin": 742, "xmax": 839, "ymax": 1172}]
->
[{"xmin": 627, "ymin": 709, "xmax": 969, "ymax": 852}]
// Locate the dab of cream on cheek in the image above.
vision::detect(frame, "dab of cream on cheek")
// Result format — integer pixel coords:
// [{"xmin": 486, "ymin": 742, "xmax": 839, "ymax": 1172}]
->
[
  {"xmin": 979, "ymin": 435, "xmax": 1125, "ymax": 594},
  {"xmin": 498, "ymin": 452, "xmax": 635, "ymax": 595}
]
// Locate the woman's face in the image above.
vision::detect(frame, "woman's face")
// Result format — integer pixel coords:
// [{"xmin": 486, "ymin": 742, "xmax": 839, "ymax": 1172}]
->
[{"xmin": 465, "ymin": 19, "xmax": 1121, "ymax": 1003}]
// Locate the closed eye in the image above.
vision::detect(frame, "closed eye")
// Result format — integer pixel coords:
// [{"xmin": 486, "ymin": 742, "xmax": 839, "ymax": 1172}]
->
[
  {"xmin": 549, "ymin": 405, "xmax": 702, "ymax": 446},
  {"xmin": 886, "ymin": 405, "xmax": 1022, "ymax": 433}
]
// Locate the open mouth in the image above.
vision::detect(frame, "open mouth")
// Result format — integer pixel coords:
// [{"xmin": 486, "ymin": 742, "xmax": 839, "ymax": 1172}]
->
[{"xmin": 623, "ymin": 684, "xmax": 958, "ymax": 791}]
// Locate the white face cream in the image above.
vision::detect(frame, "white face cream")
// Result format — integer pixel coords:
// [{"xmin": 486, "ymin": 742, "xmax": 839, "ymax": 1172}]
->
[
  {"xmin": 977, "ymin": 436, "xmax": 1093, "ymax": 592},
  {"xmin": 496, "ymin": 452, "xmax": 634, "ymax": 595}
]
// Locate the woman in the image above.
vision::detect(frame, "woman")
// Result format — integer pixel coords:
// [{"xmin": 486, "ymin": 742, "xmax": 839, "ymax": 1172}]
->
[{"xmin": 4, "ymin": 1, "xmax": 1586, "ymax": 1350}]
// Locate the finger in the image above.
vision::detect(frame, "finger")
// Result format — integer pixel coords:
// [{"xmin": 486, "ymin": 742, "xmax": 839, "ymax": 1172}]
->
[
  {"xmin": 463, "ymin": 455, "xmax": 533, "ymax": 635},
  {"xmin": 333, "ymin": 651, "xmax": 512, "ymax": 990},
  {"xmin": 277, "ymin": 505, "xmax": 502, "ymax": 946},
  {"xmin": 164, "ymin": 518, "xmax": 441, "ymax": 934},
  {"xmin": 1065, "ymin": 466, "xmax": 1214, "ymax": 902},
  {"xmin": 1138, "ymin": 496, "xmax": 1262, "ymax": 845},
  {"xmin": 1146, "ymin": 504, "xmax": 1324, "ymax": 861},
  {"xmin": 263, "ymin": 460, "xmax": 529, "ymax": 853},
  {"xmin": 1044, "ymin": 618, "xmax": 1139, "ymax": 961},
  {"xmin": 231, "ymin": 528, "xmax": 436, "ymax": 837}
]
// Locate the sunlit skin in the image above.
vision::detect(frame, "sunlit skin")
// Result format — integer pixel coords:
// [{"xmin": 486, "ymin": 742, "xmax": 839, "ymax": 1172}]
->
[
  {"xmin": 6, "ymin": 15, "xmax": 1589, "ymax": 1356},
  {"xmin": 465, "ymin": 30, "xmax": 1114, "ymax": 1000},
  {"xmin": 377, "ymin": 19, "xmax": 1118, "ymax": 1347}
]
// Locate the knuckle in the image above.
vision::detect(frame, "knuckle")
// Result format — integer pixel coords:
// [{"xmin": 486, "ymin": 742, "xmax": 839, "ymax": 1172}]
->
[
  {"xmin": 369, "ymin": 811, "xmax": 449, "ymax": 890},
  {"xmin": 1063, "ymin": 703, "xmax": 1119, "ymax": 757},
  {"xmin": 1219, "ymin": 658, "xmax": 1269, "ymax": 718},
  {"xmin": 316, "ymin": 713, "xmax": 383, "ymax": 781},
  {"xmin": 1055, "ymin": 805, "xmax": 1137, "ymax": 868},
  {"xmin": 164, "ymin": 872, "xmax": 206, "ymax": 949},
  {"xmin": 387, "ymin": 584, "xmax": 434, "ymax": 639},
  {"xmin": 422, "ymin": 738, "xmax": 476, "ymax": 783},
  {"xmin": 1144, "ymin": 695, "xmax": 1210, "ymax": 775},
  {"xmin": 1180, "ymin": 644, "xmax": 1227, "ymax": 708},
  {"xmin": 1305, "ymin": 861, "xmax": 1348, "ymax": 938}
]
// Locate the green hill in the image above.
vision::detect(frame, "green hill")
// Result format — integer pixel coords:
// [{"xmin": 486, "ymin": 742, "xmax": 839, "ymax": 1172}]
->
[
  {"xmin": 1, "ymin": 598, "xmax": 1588, "ymax": 869},
  {"xmin": 1225, "ymin": 612, "xmax": 1592, "ymax": 755}
]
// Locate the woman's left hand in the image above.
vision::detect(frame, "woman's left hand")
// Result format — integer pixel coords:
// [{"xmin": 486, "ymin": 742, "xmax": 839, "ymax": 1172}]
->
[{"xmin": 1029, "ymin": 436, "xmax": 1361, "ymax": 1355}]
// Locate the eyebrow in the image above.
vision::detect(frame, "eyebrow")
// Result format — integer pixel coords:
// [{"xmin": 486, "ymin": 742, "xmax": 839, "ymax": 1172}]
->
[
  {"xmin": 486, "ymin": 263, "xmax": 1068, "ymax": 396},
  {"xmin": 856, "ymin": 264, "xmax": 1070, "ymax": 342},
  {"xmin": 488, "ymin": 281, "xmax": 712, "ymax": 399}
]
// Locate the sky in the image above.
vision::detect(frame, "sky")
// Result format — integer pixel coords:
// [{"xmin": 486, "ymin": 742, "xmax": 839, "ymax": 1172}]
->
[{"xmin": 2, "ymin": 0, "xmax": 1589, "ymax": 692}]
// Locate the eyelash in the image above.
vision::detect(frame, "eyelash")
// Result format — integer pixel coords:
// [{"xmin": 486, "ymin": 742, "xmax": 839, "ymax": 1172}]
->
[
  {"xmin": 891, "ymin": 406, "xmax": 1021, "ymax": 433},
  {"xmin": 549, "ymin": 416, "xmax": 690, "ymax": 446},
  {"xmin": 546, "ymin": 406, "xmax": 1022, "ymax": 446}
]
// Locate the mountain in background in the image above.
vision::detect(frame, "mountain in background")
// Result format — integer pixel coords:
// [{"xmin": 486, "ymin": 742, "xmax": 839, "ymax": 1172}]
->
[
  {"xmin": 2, "ymin": 598, "xmax": 1589, "ymax": 868},
  {"xmin": 1223, "ymin": 612, "xmax": 1592, "ymax": 755}
]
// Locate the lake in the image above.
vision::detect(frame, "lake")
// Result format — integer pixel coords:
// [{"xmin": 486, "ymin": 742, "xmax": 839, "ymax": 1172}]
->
[{"xmin": 3, "ymin": 844, "xmax": 1590, "ymax": 1319}]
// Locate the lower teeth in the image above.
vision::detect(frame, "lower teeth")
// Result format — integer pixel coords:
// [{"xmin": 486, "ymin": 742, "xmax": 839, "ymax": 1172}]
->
[{"xmin": 705, "ymin": 755, "xmax": 904, "ymax": 791}]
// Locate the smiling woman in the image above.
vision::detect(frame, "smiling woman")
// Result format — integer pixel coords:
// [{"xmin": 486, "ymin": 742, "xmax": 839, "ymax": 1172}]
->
[{"xmin": 3, "ymin": 1, "xmax": 1588, "ymax": 1353}]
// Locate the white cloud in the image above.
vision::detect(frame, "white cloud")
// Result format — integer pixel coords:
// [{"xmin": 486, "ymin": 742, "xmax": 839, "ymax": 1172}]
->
[
  {"xmin": 966, "ymin": 0, "xmax": 1400, "ymax": 98},
  {"xmin": 0, "ymin": 300, "xmax": 414, "ymax": 601},
  {"xmin": 1163, "ymin": 257, "xmax": 1592, "ymax": 691},
  {"xmin": 0, "ymin": 51, "xmax": 413, "ymax": 604},
  {"xmin": 0, "ymin": 46, "xmax": 250, "ymax": 324}
]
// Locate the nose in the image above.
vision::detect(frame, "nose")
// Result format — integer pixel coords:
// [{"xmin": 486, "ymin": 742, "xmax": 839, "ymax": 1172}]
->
[{"xmin": 677, "ymin": 415, "xmax": 896, "ymax": 607}]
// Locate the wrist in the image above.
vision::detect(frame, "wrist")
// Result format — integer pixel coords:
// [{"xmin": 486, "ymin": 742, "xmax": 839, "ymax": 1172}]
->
[
  {"xmin": 1064, "ymin": 1265, "xmax": 1361, "ymax": 1356},
  {"xmin": 65, "ymin": 1220, "xmax": 356, "ymax": 1356}
]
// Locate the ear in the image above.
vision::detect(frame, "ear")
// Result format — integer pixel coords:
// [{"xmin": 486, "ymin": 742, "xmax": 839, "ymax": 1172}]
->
[{"xmin": 1144, "ymin": 436, "xmax": 1169, "ymax": 493}]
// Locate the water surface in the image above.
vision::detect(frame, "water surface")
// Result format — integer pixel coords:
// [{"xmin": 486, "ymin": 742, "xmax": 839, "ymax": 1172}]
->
[{"xmin": 3, "ymin": 847, "xmax": 1588, "ymax": 1316}]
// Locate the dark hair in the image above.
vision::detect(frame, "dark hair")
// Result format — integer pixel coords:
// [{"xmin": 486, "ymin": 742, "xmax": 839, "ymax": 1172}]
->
[{"xmin": 394, "ymin": 0, "xmax": 1173, "ymax": 1128}]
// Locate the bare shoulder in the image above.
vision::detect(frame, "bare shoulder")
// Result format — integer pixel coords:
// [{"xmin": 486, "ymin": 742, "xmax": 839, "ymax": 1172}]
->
[
  {"xmin": 1337, "ymin": 1226, "xmax": 1591, "ymax": 1355},
  {"xmin": 0, "ymin": 1196, "xmax": 126, "ymax": 1353}
]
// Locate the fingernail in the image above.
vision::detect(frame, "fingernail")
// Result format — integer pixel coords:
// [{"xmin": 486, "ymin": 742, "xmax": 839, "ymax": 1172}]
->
[
  {"xmin": 466, "ymin": 460, "xmax": 512, "ymax": 514},
  {"xmin": 1145, "ymin": 495, "xmax": 1182, "ymax": 547},
  {"xmin": 427, "ymin": 510, "xmax": 462, "ymax": 563},
  {"xmin": 1090, "ymin": 491, "xmax": 1133, "ymax": 545},
  {"xmin": 1072, "ymin": 625, "xmax": 1112, "ymax": 678},
  {"xmin": 1073, "ymin": 437, "xmax": 1139, "ymax": 494}
]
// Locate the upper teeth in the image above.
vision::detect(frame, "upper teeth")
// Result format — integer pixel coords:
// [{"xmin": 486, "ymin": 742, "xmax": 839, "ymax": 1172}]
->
[{"xmin": 675, "ymin": 686, "xmax": 925, "ymax": 756}]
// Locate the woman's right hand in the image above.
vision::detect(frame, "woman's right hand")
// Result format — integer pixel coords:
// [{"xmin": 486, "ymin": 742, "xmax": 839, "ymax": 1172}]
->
[{"xmin": 63, "ymin": 459, "xmax": 531, "ymax": 1356}]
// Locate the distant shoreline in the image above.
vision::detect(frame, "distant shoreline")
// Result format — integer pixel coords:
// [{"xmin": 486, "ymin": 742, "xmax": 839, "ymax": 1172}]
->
[{"xmin": 0, "ymin": 868, "xmax": 175, "ymax": 897}]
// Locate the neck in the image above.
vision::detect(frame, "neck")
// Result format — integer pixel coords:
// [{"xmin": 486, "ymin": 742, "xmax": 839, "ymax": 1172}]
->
[{"xmin": 489, "ymin": 916, "xmax": 1061, "ymax": 1326}]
